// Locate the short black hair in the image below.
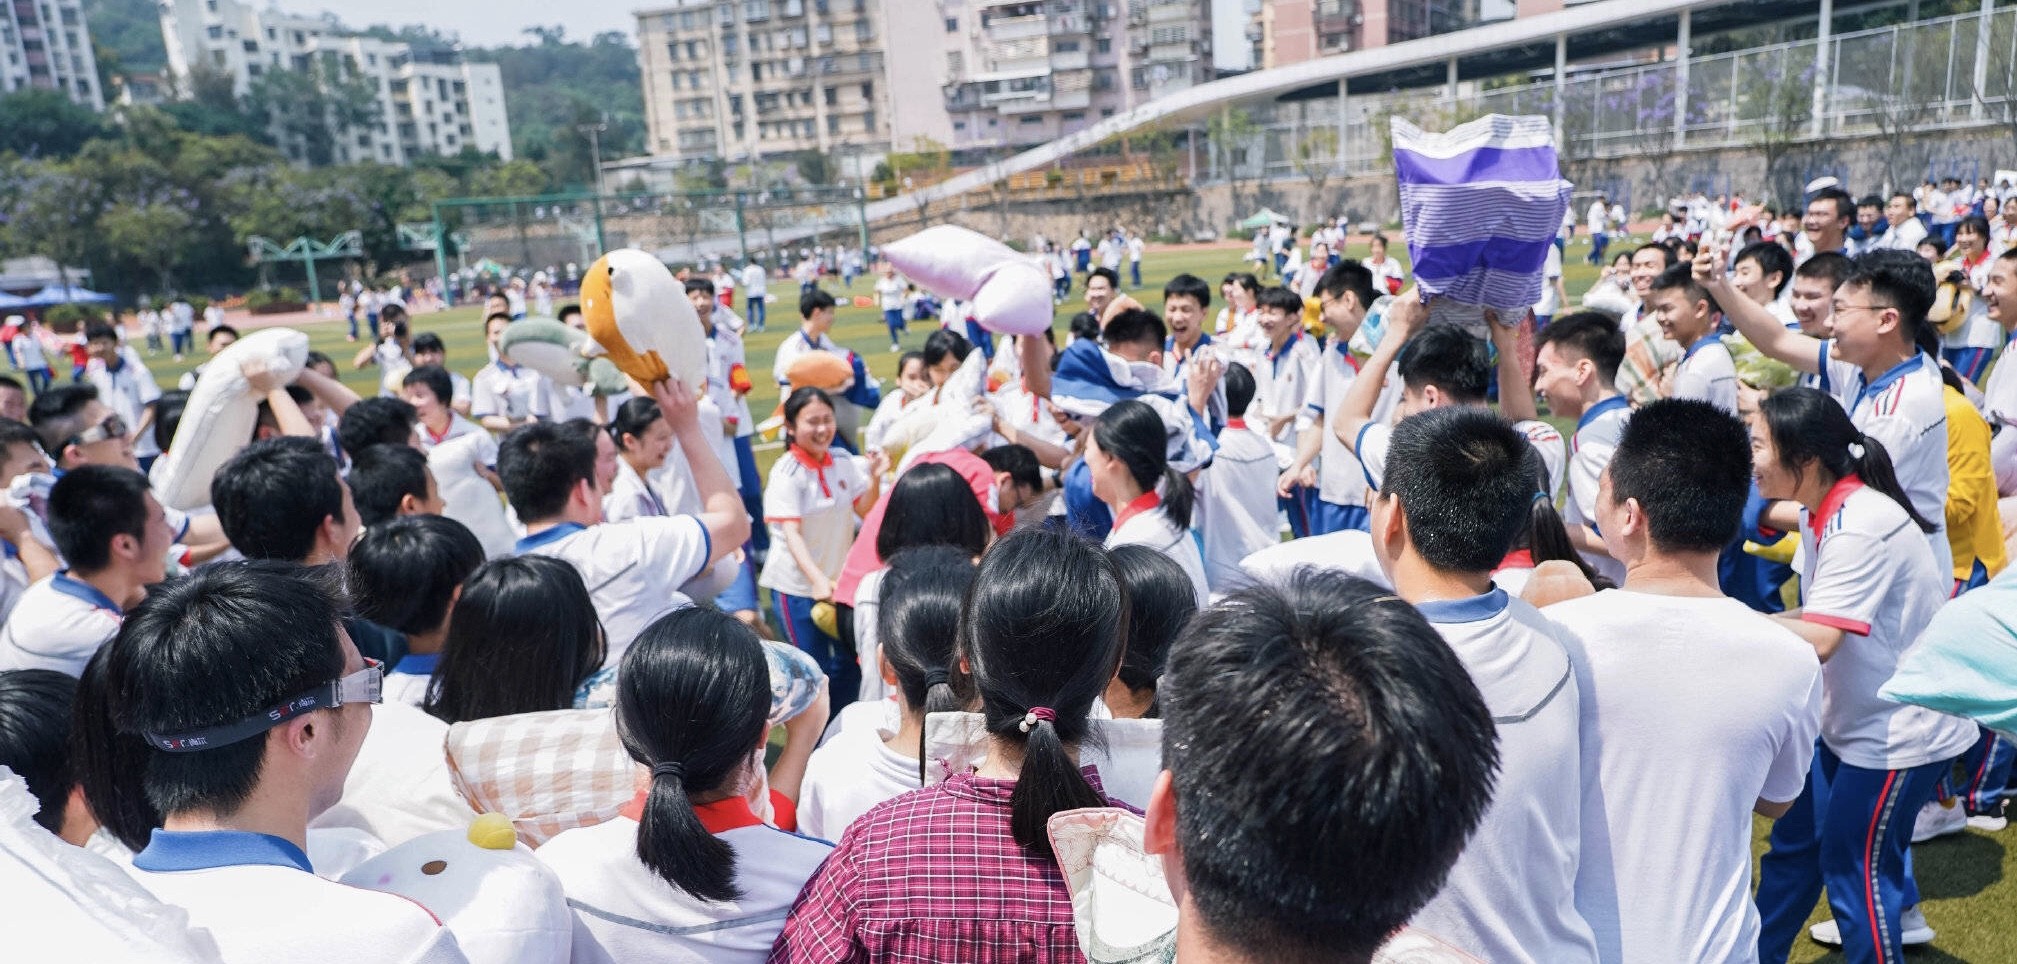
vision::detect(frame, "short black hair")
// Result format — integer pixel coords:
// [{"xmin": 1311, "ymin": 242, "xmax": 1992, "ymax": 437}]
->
[
  {"xmin": 876, "ymin": 461, "xmax": 991, "ymax": 561},
  {"xmin": 1845, "ymin": 248, "xmax": 1937, "ymax": 349},
  {"xmin": 497, "ymin": 420, "xmax": 596, "ymax": 522},
  {"xmin": 0, "ymin": 417, "xmax": 38, "ymax": 457},
  {"xmin": 1162, "ymin": 273, "xmax": 1212, "ymax": 310},
  {"xmin": 155, "ymin": 389, "xmax": 189, "ymax": 453},
  {"xmin": 1256, "ymin": 286, "xmax": 1306, "ymax": 317},
  {"xmin": 1086, "ymin": 266, "xmax": 1120, "ymax": 290},
  {"xmin": 1396, "ymin": 322, "xmax": 1489, "ymax": 403},
  {"xmin": 1809, "ymin": 186, "xmax": 1855, "ymax": 221},
  {"xmin": 684, "ymin": 277, "xmax": 716, "ymax": 298},
  {"xmin": 108, "ymin": 561, "xmax": 346, "ymax": 817},
  {"xmin": 980, "ymin": 443, "xmax": 1041, "ymax": 495},
  {"xmin": 211, "ymin": 437, "xmax": 345, "ymax": 562},
  {"xmin": 1102, "ymin": 307, "xmax": 1165, "ymax": 351},
  {"xmin": 206, "ymin": 325, "xmax": 240, "ymax": 345},
  {"xmin": 799, "ymin": 287, "xmax": 835, "ymax": 318},
  {"xmin": 922, "ymin": 328, "xmax": 971, "ymax": 369},
  {"xmin": 346, "ymin": 443, "xmax": 432, "ymax": 528},
  {"xmin": 1315, "ymin": 260, "xmax": 1378, "ymax": 309},
  {"xmin": 557, "ymin": 304, "xmax": 581, "ymax": 323},
  {"xmin": 1631, "ymin": 243, "xmax": 1676, "ymax": 270},
  {"xmin": 1734, "ymin": 240, "xmax": 1795, "ymax": 298},
  {"xmin": 83, "ymin": 321, "xmax": 117, "ymax": 345},
  {"xmin": 1225, "ymin": 272, "xmax": 1261, "ymax": 296},
  {"xmin": 348, "ymin": 515, "xmax": 485, "ymax": 636},
  {"xmin": 0, "ymin": 374, "xmax": 22, "ymax": 395},
  {"xmin": 47, "ymin": 465, "xmax": 152, "ymax": 572},
  {"xmin": 1068, "ymin": 311, "xmax": 1102, "ymax": 345},
  {"xmin": 26, "ymin": 384, "xmax": 99, "ymax": 456},
  {"xmin": 1381, "ymin": 407, "xmax": 1533, "ymax": 572},
  {"xmin": 1795, "ymin": 251, "xmax": 1855, "ymax": 289},
  {"xmin": 1606, "ymin": 398, "xmax": 1750, "ymax": 553},
  {"xmin": 1648, "ymin": 262, "xmax": 1720, "ymax": 315},
  {"xmin": 0, "ymin": 669, "xmax": 79, "ymax": 834},
  {"xmin": 411, "ymin": 332, "xmax": 446, "ymax": 355},
  {"xmin": 402, "ymin": 364, "xmax": 455, "ymax": 408},
  {"xmin": 1533, "ymin": 311, "xmax": 1624, "ymax": 385},
  {"xmin": 337, "ymin": 396, "xmax": 417, "ymax": 459},
  {"xmin": 1223, "ymin": 362, "xmax": 1256, "ymax": 418},
  {"xmin": 1108, "ymin": 544, "xmax": 1195, "ymax": 713},
  {"xmin": 1160, "ymin": 569, "xmax": 1497, "ymax": 961}
]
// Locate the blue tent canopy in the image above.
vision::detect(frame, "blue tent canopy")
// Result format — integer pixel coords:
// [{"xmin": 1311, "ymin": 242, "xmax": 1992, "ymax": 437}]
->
[
  {"xmin": 24, "ymin": 284, "xmax": 115, "ymax": 306},
  {"xmin": 0, "ymin": 291, "xmax": 30, "ymax": 309}
]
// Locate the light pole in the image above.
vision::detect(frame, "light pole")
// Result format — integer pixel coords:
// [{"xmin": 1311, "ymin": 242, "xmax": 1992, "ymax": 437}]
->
[{"xmin": 577, "ymin": 119, "xmax": 608, "ymax": 197}]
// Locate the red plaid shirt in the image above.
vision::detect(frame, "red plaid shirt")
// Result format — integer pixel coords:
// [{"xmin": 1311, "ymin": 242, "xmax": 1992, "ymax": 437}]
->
[{"xmin": 769, "ymin": 767, "xmax": 1117, "ymax": 964}]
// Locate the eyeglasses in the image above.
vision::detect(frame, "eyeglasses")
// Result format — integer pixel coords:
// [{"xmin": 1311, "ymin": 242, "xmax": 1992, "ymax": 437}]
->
[
  {"xmin": 67, "ymin": 413, "xmax": 127, "ymax": 449},
  {"xmin": 1830, "ymin": 303, "xmax": 1893, "ymax": 316},
  {"xmin": 145, "ymin": 657, "xmax": 384, "ymax": 753}
]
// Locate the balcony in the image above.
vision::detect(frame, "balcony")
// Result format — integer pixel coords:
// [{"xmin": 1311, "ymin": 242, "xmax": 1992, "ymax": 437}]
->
[
  {"xmin": 1050, "ymin": 48, "xmax": 1088, "ymax": 70},
  {"xmin": 985, "ymin": 15, "xmax": 1049, "ymax": 41}
]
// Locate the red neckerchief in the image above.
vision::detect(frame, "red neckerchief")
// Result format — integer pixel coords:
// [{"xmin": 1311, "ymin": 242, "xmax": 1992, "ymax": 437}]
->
[
  {"xmin": 424, "ymin": 419, "xmax": 453, "ymax": 445},
  {"xmin": 1112, "ymin": 491, "xmax": 1162, "ymax": 531},
  {"xmin": 619, "ymin": 788, "xmax": 767, "ymax": 833},
  {"xmin": 1497, "ymin": 548, "xmax": 1535, "ymax": 572},
  {"xmin": 1226, "ymin": 417, "xmax": 1248, "ymax": 430},
  {"xmin": 790, "ymin": 443, "xmax": 835, "ymax": 498}
]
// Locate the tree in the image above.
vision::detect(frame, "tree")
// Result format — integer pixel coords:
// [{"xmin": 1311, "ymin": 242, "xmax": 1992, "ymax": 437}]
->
[
  {"xmin": 0, "ymin": 168, "xmax": 98, "ymax": 290},
  {"xmin": 1291, "ymin": 124, "xmax": 1340, "ymax": 223},
  {"xmin": 0, "ymin": 90, "xmax": 108, "ymax": 158},
  {"xmin": 246, "ymin": 60, "xmax": 382, "ymax": 166},
  {"xmin": 794, "ymin": 150, "xmax": 835, "ymax": 186},
  {"xmin": 100, "ymin": 195, "xmax": 197, "ymax": 293},
  {"xmin": 469, "ymin": 160, "xmax": 550, "ymax": 198},
  {"xmin": 1208, "ymin": 107, "xmax": 1260, "ymax": 224},
  {"xmin": 161, "ymin": 65, "xmax": 271, "ymax": 142},
  {"xmin": 1741, "ymin": 60, "xmax": 1817, "ymax": 207}
]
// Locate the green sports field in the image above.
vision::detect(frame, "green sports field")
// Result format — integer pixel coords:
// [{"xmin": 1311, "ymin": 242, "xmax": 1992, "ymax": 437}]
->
[{"xmin": 135, "ymin": 240, "xmax": 2013, "ymax": 962}]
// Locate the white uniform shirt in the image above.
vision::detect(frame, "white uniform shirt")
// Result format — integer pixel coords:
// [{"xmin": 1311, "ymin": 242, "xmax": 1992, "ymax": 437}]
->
[
  {"xmin": 1798, "ymin": 480, "xmax": 1978, "ymax": 770},
  {"xmin": 539, "ymin": 799, "xmax": 831, "ymax": 964},
  {"xmin": 0, "ymin": 549, "xmax": 28, "ymax": 627},
  {"xmin": 1356, "ymin": 417, "xmax": 1565, "ymax": 497},
  {"xmin": 1103, "ymin": 494, "xmax": 1209, "ymax": 607},
  {"xmin": 1256, "ymin": 332, "xmax": 1320, "ymax": 449},
  {"xmin": 517, "ymin": 517, "xmax": 714, "ymax": 666},
  {"xmin": 1308, "ymin": 349, "xmax": 1401, "ymax": 510},
  {"xmin": 740, "ymin": 264, "xmax": 768, "ymax": 299},
  {"xmin": 1534, "ymin": 245, "xmax": 1563, "ymax": 317},
  {"xmin": 1238, "ymin": 529, "xmax": 1389, "ymax": 589},
  {"xmin": 1668, "ymin": 334, "xmax": 1738, "ymax": 415},
  {"xmin": 1873, "ymin": 217, "xmax": 1928, "ymax": 252},
  {"xmin": 1196, "ymin": 421, "xmax": 1281, "ymax": 593},
  {"xmin": 603, "ymin": 458, "xmax": 674, "ymax": 525},
  {"xmin": 988, "ymin": 383, "xmax": 1069, "ymax": 452},
  {"xmin": 758, "ymin": 448, "xmax": 868, "ymax": 599},
  {"xmin": 128, "ymin": 830, "xmax": 465, "ymax": 963},
  {"xmin": 0, "ymin": 573, "xmax": 123, "ymax": 676},
  {"xmin": 1562, "ymin": 396, "xmax": 1631, "ymax": 587},
  {"xmin": 470, "ymin": 361, "xmax": 559, "ymax": 423},
  {"xmin": 772, "ymin": 329, "xmax": 845, "ymax": 387},
  {"xmin": 1815, "ymin": 349, "xmax": 1953, "ymax": 575},
  {"xmin": 1950, "ymin": 253, "xmax": 2004, "ymax": 350},
  {"xmin": 86, "ymin": 350, "xmax": 162, "ymax": 458},
  {"xmin": 1545, "ymin": 590, "xmax": 1821, "ymax": 964},
  {"xmin": 1410, "ymin": 590, "xmax": 1598, "ymax": 964},
  {"xmin": 874, "ymin": 276, "xmax": 906, "ymax": 312},
  {"xmin": 798, "ymin": 716, "xmax": 919, "ymax": 841},
  {"xmin": 1978, "ymin": 345, "xmax": 2017, "ymax": 492},
  {"xmin": 310, "ymin": 699, "xmax": 473, "ymax": 848}
]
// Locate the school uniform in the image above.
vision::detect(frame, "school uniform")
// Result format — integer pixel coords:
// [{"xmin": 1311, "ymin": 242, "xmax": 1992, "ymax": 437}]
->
[
  {"xmin": 540, "ymin": 793, "xmax": 830, "ymax": 964},
  {"xmin": 0, "ymin": 573, "xmax": 123, "ymax": 676},
  {"xmin": 988, "ymin": 382, "xmax": 1069, "ymax": 452},
  {"xmin": 1238, "ymin": 528, "xmax": 1389, "ymax": 589},
  {"xmin": 128, "ymin": 829, "xmax": 465, "ymax": 963},
  {"xmin": 86, "ymin": 349, "xmax": 162, "ymax": 461},
  {"xmin": 1409, "ymin": 589, "xmax": 1599, "ymax": 964},
  {"xmin": 1669, "ymin": 333, "xmax": 1739, "ymax": 415},
  {"xmin": 516, "ymin": 517, "xmax": 714, "ymax": 667},
  {"xmin": 1196, "ymin": 419, "xmax": 1281, "ymax": 593},
  {"xmin": 0, "ymin": 541, "xmax": 30, "ymax": 627},
  {"xmin": 798, "ymin": 713, "xmax": 919, "ymax": 841},
  {"xmin": 470, "ymin": 360, "xmax": 558, "ymax": 424},
  {"xmin": 1258, "ymin": 331, "xmax": 1321, "ymax": 536},
  {"xmin": 310, "ymin": 699, "xmax": 471, "ymax": 849},
  {"xmin": 760, "ymin": 446, "xmax": 869, "ymax": 704},
  {"xmin": 1755, "ymin": 478, "xmax": 1979, "ymax": 964},
  {"xmin": 1815, "ymin": 349, "xmax": 1953, "ymax": 577},
  {"xmin": 379, "ymin": 654, "xmax": 434, "ymax": 708},
  {"xmin": 1943, "ymin": 253, "xmax": 2003, "ymax": 382},
  {"xmin": 1545, "ymin": 590, "xmax": 1821, "ymax": 964},
  {"xmin": 603, "ymin": 458, "xmax": 673, "ymax": 525},
  {"xmin": 1562, "ymin": 396, "xmax": 1631, "ymax": 587},
  {"xmin": 1304, "ymin": 345, "xmax": 1401, "ymax": 535},
  {"xmin": 1103, "ymin": 492, "xmax": 1208, "ymax": 608}
]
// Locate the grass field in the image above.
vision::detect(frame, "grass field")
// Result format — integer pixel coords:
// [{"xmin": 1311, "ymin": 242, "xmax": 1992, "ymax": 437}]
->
[{"xmin": 130, "ymin": 240, "xmax": 2014, "ymax": 962}]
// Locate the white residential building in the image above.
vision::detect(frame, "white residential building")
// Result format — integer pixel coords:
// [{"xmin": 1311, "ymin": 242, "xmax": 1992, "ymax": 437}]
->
[
  {"xmin": 159, "ymin": 0, "xmax": 510, "ymax": 165},
  {"xmin": 0, "ymin": 0, "xmax": 104, "ymax": 109}
]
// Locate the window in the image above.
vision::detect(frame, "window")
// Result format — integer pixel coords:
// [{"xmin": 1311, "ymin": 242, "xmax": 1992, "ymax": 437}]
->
[
  {"xmin": 1054, "ymin": 39, "xmax": 1080, "ymax": 52},
  {"xmin": 751, "ymin": 62, "xmax": 763, "ymax": 80},
  {"xmin": 1095, "ymin": 37, "xmax": 1111, "ymax": 53},
  {"xmin": 723, "ymin": 34, "xmax": 738, "ymax": 55},
  {"xmin": 241, "ymin": 39, "xmax": 258, "ymax": 53},
  {"xmin": 205, "ymin": 24, "xmax": 222, "ymax": 39},
  {"xmin": 785, "ymin": 0, "xmax": 803, "ymax": 14},
  {"xmin": 668, "ymin": 41, "xmax": 681, "ymax": 61},
  {"xmin": 862, "ymin": 109, "xmax": 875, "ymax": 130},
  {"xmin": 1101, "ymin": 107, "xmax": 1115, "ymax": 117},
  {"xmin": 1020, "ymin": 116, "xmax": 1043, "ymax": 125},
  {"xmin": 1063, "ymin": 111, "xmax": 1084, "ymax": 121},
  {"xmin": 946, "ymin": 51, "xmax": 962, "ymax": 73},
  {"xmin": 745, "ymin": 0, "xmax": 769, "ymax": 20},
  {"xmin": 828, "ymin": 115, "xmax": 840, "ymax": 134},
  {"xmin": 687, "ymin": 41, "xmax": 701, "ymax": 58},
  {"xmin": 671, "ymin": 72, "xmax": 682, "ymax": 90},
  {"xmin": 855, "ymin": 20, "xmax": 872, "ymax": 41},
  {"xmin": 860, "ymin": 81, "xmax": 873, "ymax": 101},
  {"xmin": 247, "ymin": 62, "xmax": 262, "ymax": 76},
  {"xmin": 815, "ymin": 24, "xmax": 831, "ymax": 43},
  {"xmin": 945, "ymin": 17, "xmax": 958, "ymax": 31},
  {"xmin": 954, "ymin": 121, "xmax": 966, "ymax": 131},
  {"xmin": 730, "ymin": 94, "xmax": 744, "ymax": 114},
  {"xmin": 824, "ymin": 86, "xmax": 837, "ymax": 106}
]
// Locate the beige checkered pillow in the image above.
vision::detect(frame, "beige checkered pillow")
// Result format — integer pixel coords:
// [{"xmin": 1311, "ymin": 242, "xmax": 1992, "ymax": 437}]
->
[{"xmin": 443, "ymin": 709, "xmax": 633, "ymax": 847}]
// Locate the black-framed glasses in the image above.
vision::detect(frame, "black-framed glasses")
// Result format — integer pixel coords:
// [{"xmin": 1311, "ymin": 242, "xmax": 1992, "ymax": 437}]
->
[
  {"xmin": 145, "ymin": 658, "xmax": 384, "ymax": 753},
  {"xmin": 67, "ymin": 413, "xmax": 127, "ymax": 449}
]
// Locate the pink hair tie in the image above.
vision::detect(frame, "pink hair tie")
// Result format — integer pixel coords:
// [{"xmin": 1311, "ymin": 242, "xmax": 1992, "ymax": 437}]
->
[{"xmin": 1019, "ymin": 707, "xmax": 1057, "ymax": 733}]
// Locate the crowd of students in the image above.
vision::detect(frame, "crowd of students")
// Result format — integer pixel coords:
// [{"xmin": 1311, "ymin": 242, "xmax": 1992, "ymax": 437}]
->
[{"xmin": 0, "ymin": 177, "xmax": 2011, "ymax": 963}]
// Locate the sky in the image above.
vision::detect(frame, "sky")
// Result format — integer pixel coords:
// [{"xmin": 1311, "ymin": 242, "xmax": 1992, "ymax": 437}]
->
[{"xmin": 268, "ymin": 0, "xmax": 636, "ymax": 48}]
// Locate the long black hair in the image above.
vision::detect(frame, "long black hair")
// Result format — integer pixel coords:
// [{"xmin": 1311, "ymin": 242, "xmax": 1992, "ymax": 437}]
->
[
  {"xmin": 876, "ymin": 462, "xmax": 992, "ymax": 561},
  {"xmin": 1510, "ymin": 447, "xmax": 1611, "ymax": 589},
  {"xmin": 1760, "ymin": 387, "xmax": 1935, "ymax": 533},
  {"xmin": 1108, "ymin": 544, "xmax": 1196, "ymax": 718},
  {"xmin": 878, "ymin": 546, "xmax": 977, "ymax": 780},
  {"xmin": 608, "ymin": 396, "xmax": 665, "ymax": 454},
  {"xmin": 617, "ymin": 608, "xmax": 771, "ymax": 903},
  {"xmin": 426, "ymin": 555, "xmax": 608, "ymax": 724},
  {"xmin": 782, "ymin": 386, "xmax": 835, "ymax": 447},
  {"xmin": 960, "ymin": 527, "xmax": 1125, "ymax": 857},
  {"xmin": 1093, "ymin": 398, "xmax": 1193, "ymax": 529}
]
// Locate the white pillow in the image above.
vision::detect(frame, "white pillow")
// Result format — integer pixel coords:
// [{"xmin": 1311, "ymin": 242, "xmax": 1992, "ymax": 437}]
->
[{"xmin": 150, "ymin": 328, "xmax": 309, "ymax": 511}]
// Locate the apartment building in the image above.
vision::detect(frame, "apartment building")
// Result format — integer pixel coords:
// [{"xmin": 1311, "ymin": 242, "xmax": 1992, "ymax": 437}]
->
[
  {"xmin": 0, "ymin": 0, "xmax": 103, "ymax": 109},
  {"xmin": 1256, "ymin": 0, "xmax": 1523, "ymax": 67},
  {"xmin": 636, "ymin": 0, "xmax": 891, "ymax": 164},
  {"xmin": 159, "ymin": 0, "xmax": 510, "ymax": 165}
]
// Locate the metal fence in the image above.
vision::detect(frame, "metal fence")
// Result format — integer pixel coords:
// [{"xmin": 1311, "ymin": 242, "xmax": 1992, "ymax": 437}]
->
[{"xmin": 1206, "ymin": 7, "xmax": 2017, "ymax": 189}]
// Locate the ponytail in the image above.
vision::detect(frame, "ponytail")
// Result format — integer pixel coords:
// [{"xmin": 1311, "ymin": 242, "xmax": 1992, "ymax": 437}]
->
[
  {"xmin": 961, "ymin": 528, "xmax": 1124, "ymax": 858},
  {"xmin": 1525, "ymin": 492, "xmax": 1613, "ymax": 589},
  {"xmin": 615, "ymin": 608, "xmax": 772, "ymax": 903},
  {"xmin": 1094, "ymin": 398, "xmax": 1191, "ymax": 529},
  {"xmin": 1159, "ymin": 466, "xmax": 1194, "ymax": 530},
  {"xmin": 877, "ymin": 546, "xmax": 977, "ymax": 783},
  {"xmin": 1851, "ymin": 432, "xmax": 1937, "ymax": 533}
]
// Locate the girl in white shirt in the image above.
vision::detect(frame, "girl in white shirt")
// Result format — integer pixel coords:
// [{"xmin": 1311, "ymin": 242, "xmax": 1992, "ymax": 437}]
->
[
  {"xmin": 1085, "ymin": 398, "xmax": 1209, "ymax": 606},
  {"xmin": 862, "ymin": 352, "xmax": 928, "ymax": 457},
  {"xmin": 539, "ymin": 608, "xmax": 833, "ymax": 964},
  {"xmin": 1104, "ymin": 545, "xmax": 1196, "ymax": 718},
  {"xmin": 799, "ymin": 546, "xmax": 975, "ymax": 839},
  {"xmin": 1749, "ymin": 388, "xmax": 1978, "ymax": 962},
  {"xmin": 603, "ymin": 398, "xmax": 676, "ymax": 524},
  {"xmin": 760, "ymin": 388, "xmax": 885, "ymax": 709},
  {"xmin": 851, "ymin": 462, "xmax": 994, "ymax": 704}
]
